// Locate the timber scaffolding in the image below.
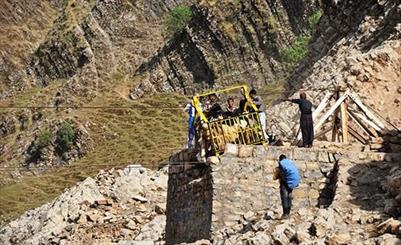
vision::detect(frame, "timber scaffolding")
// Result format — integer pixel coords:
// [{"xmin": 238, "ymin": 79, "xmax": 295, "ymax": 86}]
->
[{"xmin": 295, "ymin": 86, "xmax": 397, "ymax": 148}]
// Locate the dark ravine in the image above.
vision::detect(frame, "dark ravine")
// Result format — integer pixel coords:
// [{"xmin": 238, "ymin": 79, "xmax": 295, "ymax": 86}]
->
[{"xmin": 130, "ymin": 0, "xmax": 319, "ymax": 99}]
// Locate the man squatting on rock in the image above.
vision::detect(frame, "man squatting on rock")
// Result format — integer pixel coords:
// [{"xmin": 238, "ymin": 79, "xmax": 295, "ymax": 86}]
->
[
  {"xmin": 285, "ymin": 92, "xmax": 314, "ymax": 147},
  {"xmin": 273, "ymin": 154, "xmax": 300, "ymax": 219}
]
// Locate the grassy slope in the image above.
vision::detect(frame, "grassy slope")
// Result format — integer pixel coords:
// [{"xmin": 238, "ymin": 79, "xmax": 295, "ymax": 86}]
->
[
  {"xmin": 0, "ymin": 74, "xmax": 188, "ymax": 223},
  {"xmin": 0, "ymin": 80, "xmax": 283, "ymax": 224}
]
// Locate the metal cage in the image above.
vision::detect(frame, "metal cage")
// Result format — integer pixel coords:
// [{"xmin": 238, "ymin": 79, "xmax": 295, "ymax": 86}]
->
[{"xmin": 192, "ymin": 85, "xmax": 266, "ymax": 157}]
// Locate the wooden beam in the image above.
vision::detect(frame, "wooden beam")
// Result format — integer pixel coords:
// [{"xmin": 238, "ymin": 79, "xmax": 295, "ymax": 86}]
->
[
  {"xmin": 349, "ymin": 92, "xmax": 385, "ymax": 130},
  {"xmin": 315, "ymin": 125, "xmax": 334, "ymax": 140},
  {"xmin": 314, "ymin": 90, "xmax": 350, "ymax": 134},
  {"xmin": 331, "ymin": 111, "xmax": 339, "ymax": 142},
  {"xmin": 351, "ymin": 110, "xmax": 382, "ymax": 133},
  {"xmin": 340, "ymin": 100, "xmax": 349, "ymax": 144},
  {"xmin": 313, "ymin": 92, "xmax": 333, "ymax": 121},
  {"xmin": 348, "ymin": 125, "xmax": 369, "ymax": 144},
  {"xmin": 347, "ymin": 110, "xmax": 375, "ymax": 137}
]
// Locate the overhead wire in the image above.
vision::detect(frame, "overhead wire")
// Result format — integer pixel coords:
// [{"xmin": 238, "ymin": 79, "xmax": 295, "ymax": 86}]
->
[
  {"xmin": 0, "ymin": 161, "xmax": 208, "ymax": 170},
  {"xmin": 0, "ymin": 92, "xmax": 281, "ymax": 110}
]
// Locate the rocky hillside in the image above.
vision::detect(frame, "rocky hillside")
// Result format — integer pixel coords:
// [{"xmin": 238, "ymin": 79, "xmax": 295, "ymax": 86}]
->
[
  {"xmin": 1, "ymin": 147, "xmax": 400, "ymax": 244},
  {"xmin": 0, "ymin": 0, "xmax": 193, "ymax": 223},
  {"xmin": 0, "ymin": 165, "xmax": 169, "ymax": 244},
  {"xmin": 130, "ymin": 0, "xmax": 320, "ymax": 98},
  {"xmin": 1, "ymin": 0, "xmax": 194, "ymax": 101},
  {"xmin": 0, "ymin": 0, "xmax": 62, "ymax": 93},
  {"xmin": 267, "ymin": 0, "xmax": 401, "ymax": 140}
]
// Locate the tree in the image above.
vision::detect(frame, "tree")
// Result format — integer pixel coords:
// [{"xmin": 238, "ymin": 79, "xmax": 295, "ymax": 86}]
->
[{"xmin": 57, "ymin": 122, "xmax": 75, "ymax": 152}]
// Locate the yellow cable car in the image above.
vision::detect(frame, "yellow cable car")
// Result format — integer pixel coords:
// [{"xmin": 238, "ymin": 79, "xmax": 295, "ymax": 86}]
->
[{"xmin": 192, "ymin": 85, "xmax": 266, "ymax": 158}]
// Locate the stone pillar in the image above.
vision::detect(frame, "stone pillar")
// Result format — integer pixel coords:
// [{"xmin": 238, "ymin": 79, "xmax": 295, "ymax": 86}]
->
[{"xmin": 165, "ymin": 162, "xmax": 213, "ymax": 245}]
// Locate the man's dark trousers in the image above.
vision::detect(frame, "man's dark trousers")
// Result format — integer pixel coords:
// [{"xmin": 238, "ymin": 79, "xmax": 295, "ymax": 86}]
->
[
  {"xmin": 280, "ymin": 182, "xmax": 293, "ymax": 215},
  {"xmin": 300, "ymin": 114, "xmax": 314, "ymax": 146}
]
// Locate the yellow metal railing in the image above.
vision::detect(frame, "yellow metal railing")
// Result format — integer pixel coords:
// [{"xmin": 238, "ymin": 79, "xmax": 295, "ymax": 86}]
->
[
  {"xmin": 192, "ymin": 85, "xmax": 258, "ymax": 123},
  {"xmin": 207, "ymin": 112, "xmax": 265, "ymax": 155}
]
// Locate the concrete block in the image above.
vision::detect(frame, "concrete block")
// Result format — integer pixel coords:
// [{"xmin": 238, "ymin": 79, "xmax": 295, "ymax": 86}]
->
[
  {"xmin": 293, "ymin": 188, "xmax": 309, "ymax": 198},
  {"xmin": 306, "ymin": 161, "xmax": 320, "ymax": 170},
  {"xmin": 308, "ymin": 189, "xmax": 320, "ymax": 199},
  {"xmin": 318, "ymin": 151, "xmax": 332, "ymax": 163}
]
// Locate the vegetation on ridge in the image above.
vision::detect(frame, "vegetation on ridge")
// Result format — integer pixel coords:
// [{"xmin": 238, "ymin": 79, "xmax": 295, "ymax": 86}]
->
[
  {"xmin": 164, "ymin": 6, "xmax": 193, "ymax": 38},
  {"xmin": 280, "ymin": 10, "xmax": 322, "ymax": 69}
]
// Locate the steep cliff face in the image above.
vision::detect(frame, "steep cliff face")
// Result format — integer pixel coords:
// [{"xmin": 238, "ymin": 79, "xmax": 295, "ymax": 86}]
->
[
  {"xmin": 267, "ymin": 0, "xmax": 401, "ymax": 140},
  {"xmin": 0, "ymin": 0, "xmax": 61, "ymax": 95},
  {"xmin": 1, "ymin": 0, "xmax": 193, "ymax": 101},
  {"xmin": 130, "ymin": 0, "xmax": 319, "ymax": 98}
]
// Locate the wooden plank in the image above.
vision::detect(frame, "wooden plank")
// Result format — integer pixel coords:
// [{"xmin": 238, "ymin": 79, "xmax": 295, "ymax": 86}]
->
[
  {"xmin": 315, "ymin": 125, "xmax": 334, "ymax": 140},
  {"xmin": 351, "ymin": 110, "xmax": 382, "ymax": 133},
  {"xmin": 348, "ymin": 125, "xmax": 368, "ymax": 144},
  {"xmin": 296, "ymin": 92, "xmax": 332, "ymax": 141},
  {"xmin": 314, "ymin": 90, "xmax": 350, "ymax": 134},
  {"xmin": 349, "ymin": 92, "xmax": 385, "ymax": 130},
  {"xmin": 313, "ymin": 92, "xmax": 333, "ymax": 120},
  {"xmin": 340, "ymin": 100, "xmax": 349, "ymax": 143},
  {"xmin": 347, "ymin": 110, "xmax": 375, "ymax": 137},
  {"xmin": 331, "ymin": 110, "xmax": 339, "ymax": 142}
]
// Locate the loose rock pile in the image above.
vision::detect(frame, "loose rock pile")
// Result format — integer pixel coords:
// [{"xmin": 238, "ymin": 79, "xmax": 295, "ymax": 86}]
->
[
  {"xmin": 1, "ymin": 149, "xmax": 400, "ymax": 244},
  {"xmin": 0, "ymin": 165, "xmax": 168, "ymax": 245},
  {"xmin": 208, "ymin": 206, "xmax": 401, "ymax": 245}
]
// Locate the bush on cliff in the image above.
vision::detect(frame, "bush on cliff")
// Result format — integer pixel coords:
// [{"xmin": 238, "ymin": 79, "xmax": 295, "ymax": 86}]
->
[
  {"xmin": 56, "ymin": 122, "xmax": 75, "ymax": 152},
  {"xmin": 164, "ymin": 6, "xmax": 193, "ymax": 38},
  {"xmin": 38, "ymin": 129, "xmax": 53, "ymax": 148},
  {"xmin": 280, "ymin": 10, "xmax": 322, "ymax": 69}
]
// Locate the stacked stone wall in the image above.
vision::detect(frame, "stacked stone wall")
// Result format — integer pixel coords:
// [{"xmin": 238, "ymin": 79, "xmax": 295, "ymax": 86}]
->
[
  {"xmin": 165, "ymin": 162, "xmax": 213, "ymax": 244},
  {"xmin": 165, "ymin": 145, "xmax": 401, "ymax": 242}
]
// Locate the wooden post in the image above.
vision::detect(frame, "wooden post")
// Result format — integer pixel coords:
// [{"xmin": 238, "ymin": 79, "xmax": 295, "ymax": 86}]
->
[
  {"xmin": 314, "ymin": 90, "xmax": 349, "ymax": 133},
  {"xmin": 339, "ymin": 86, "xmax": 349, "ymax": 144},
  {"xmin": 340, "ymin": 100, "xmax": 349, "ymax": 144},
  {"xmin": 331, "ymin": 90, "xmax": 340, "ymax": 142},
  {"xmin": 331, "ymin": 112, "xmax": 339, "ymax": 142}
]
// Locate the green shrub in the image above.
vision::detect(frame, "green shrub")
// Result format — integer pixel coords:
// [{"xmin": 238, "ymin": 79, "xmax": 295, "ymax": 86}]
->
[
  {"xmin": 280, "ymin": 10, "xmax": 322, "ymax": 69},
  {"xmin": 280, "ymin": 34, "xmax": 312, "ymax": 68},
  {"xmin": 308, "ymin": 10, "xmax": 322, "ymax": 30},
  {"xmin": 38, "ymin": 129, "xmax": 53, "ymax": 148},
  {"xmin": 164, "ymin": 6, "xmax": 192, "ymax": 38},
  {"xmin": 57, "ymin": 122, "xmax": 75, "ymax": 151}
]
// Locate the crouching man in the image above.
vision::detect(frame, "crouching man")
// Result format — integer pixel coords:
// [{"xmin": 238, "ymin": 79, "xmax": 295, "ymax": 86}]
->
[{"xmin": 273, "ymin": 154, "xmax": 301, "ymax": 219}]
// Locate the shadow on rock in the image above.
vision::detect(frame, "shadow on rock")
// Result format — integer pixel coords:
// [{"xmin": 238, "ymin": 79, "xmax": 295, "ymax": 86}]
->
[{"xmin": 347, "ymin": 129, "xmax": 401, "ymax": 217}]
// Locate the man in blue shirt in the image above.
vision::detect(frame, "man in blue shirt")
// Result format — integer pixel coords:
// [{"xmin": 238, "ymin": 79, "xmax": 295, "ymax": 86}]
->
[{"xmin": 273, "ymin": 154, "xmax": 300, "ymax": 219}]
